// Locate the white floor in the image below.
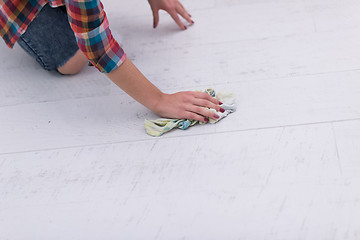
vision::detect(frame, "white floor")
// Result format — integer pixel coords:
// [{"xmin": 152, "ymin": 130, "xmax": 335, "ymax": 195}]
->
[{"xmin": 1, "ymin": 0, "xmax": 360, "ymax": 239}]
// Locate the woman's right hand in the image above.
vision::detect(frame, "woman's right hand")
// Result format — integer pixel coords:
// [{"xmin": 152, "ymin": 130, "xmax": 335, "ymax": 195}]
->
[
  {"xmin": 106, "ymin": 58, "xmax": 223, "ymax": 123},
  {"xmin": 153, "ymin": 91, "xmax": 225, "ymax": 123}
]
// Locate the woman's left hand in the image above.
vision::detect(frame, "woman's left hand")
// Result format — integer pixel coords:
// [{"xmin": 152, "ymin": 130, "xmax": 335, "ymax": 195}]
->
[{"xmin": 147, "ymin": 0, "xmax": 194, "ymax": 30}]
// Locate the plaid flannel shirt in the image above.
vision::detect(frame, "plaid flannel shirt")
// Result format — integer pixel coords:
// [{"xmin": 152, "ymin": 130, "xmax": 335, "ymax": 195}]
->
[{"xmin": 0, "ymin": 0, "xmax": 126, "ymax": 73}]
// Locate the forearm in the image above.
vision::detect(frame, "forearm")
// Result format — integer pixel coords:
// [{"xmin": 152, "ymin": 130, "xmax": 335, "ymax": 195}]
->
[
  {"xmin": 106, "ymin": 57, "xmax": 163, "ymax": 112},
  {"xmin": 106, "ymin": 57, "xmax": 222, "ymax": 122}
]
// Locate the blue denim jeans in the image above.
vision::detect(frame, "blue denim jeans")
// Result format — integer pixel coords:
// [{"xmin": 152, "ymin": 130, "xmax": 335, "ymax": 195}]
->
[{"xmin": 17, "ymin": 4, "xmax": 79, "ymax": 72}]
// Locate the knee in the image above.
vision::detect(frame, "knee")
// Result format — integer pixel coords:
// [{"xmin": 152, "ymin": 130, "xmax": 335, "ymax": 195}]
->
[
  {"xmin": 57, "ymin": 50, "xmax": 88, "ymax": 75},
  {"xmin": 57, "ymin": 65, "xmax": 85, "ymax": 75}
]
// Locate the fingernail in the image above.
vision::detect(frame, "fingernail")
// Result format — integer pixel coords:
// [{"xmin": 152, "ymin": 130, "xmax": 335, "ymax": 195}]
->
[
  {"xmin": 191, "ymin": 20, "xmax": 195, "ymax": 24},
  {"xmin": 214, "ymin": 114, "xmax": 220, "ymax": 119},
  {"xmin": 204, "ymin": 117, "xmax": 209, "ymax": 122},
  {"xmin": 219, "ymin": 108, "xmax": 225, "ymax": 113},
  {"xmin": 184, "ymin": 26, "xmax": 187, "ymax": 30},
  {"xmin": 219, "ymin": 101, "xmax": 223, "ymax": 105}
]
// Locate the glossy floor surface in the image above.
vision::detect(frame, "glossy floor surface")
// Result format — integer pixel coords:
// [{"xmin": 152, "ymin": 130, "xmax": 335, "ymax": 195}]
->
[{"xmin": 1, "ymin": 0, "xmax": 360, "ymax": 239}]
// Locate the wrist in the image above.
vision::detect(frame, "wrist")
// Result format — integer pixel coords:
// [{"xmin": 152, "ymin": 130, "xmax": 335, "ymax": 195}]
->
[{"xmin": 149, "ymin": 91, "xmax": 167, "ymax": 114}]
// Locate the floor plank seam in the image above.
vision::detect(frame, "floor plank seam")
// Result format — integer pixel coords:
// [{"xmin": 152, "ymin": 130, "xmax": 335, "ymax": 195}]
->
[
  {"xmin": 2, "ymin": 67, "xmax": 360, "ymax": 109},
  {"xmin": 1, "ymin": 117, "xmax": 360, "ymax": 157}
]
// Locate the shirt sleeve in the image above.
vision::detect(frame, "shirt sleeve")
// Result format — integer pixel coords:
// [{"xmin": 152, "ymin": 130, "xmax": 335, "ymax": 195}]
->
[{"xmin": 65, "ymin": 0, "xmax": 126, "ymax": 73}]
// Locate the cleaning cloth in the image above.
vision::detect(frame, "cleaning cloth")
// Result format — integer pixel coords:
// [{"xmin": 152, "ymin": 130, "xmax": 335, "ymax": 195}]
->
[{"xmin": 144, "ymin": 88, "xmax": 236, "ymax": 137}]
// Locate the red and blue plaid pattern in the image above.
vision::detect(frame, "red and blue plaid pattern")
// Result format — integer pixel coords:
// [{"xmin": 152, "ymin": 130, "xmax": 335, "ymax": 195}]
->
[{"xmin": 0, "ymin": 0, "xmax": 126, "ymax": 73}]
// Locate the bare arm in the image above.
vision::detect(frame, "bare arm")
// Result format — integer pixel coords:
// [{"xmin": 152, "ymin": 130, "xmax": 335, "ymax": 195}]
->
[{"xmin": 106, "ymin": 58, "xmax": 224, "ymax": 122}]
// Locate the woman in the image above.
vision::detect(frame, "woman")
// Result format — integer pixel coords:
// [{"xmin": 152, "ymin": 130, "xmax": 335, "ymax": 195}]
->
[{"xmin": 0, "ymin": 0, "xmax": 224, "ymax": 122}]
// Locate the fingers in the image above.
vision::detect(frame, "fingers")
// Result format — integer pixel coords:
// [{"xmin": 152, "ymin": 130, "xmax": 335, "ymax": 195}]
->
[
  {"xmin": 156, "ymin": 91, "xmax": 222, "ymax": 122},
  {"xmin": 149, "ymin": 0, "xmax": 193, "ymax": 30},
  {"xmin": 178, "ymin": 2, "xmax": 191, "ymax": 17},
  {"xmin": 183, "ymin": 92, "xmax": 224, "ymax": 122},
  {"xmin": 152, "ymin": 8, "xmax": 160, "ymax": 28},
  {"xmin": 192, "ymin": 98, "xmax": 224, "ymax": 113},
  {"xmin": 175, "ymin": 2, "xmax": 193, "ymax": 25},
  {"xmin": 168, "ymin": 9, "xmax": 187, "ymax": 30},
  {"xmin": 187, "ymin": 105, "xmax": 220, "ymax": 121},
  {"xmin": 192, "ymin": 91, "xmax": 222, "ymax": 105},
  {"xmin": 184, "ymin": 112, "xmax": 209, "ymax": 123}
]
